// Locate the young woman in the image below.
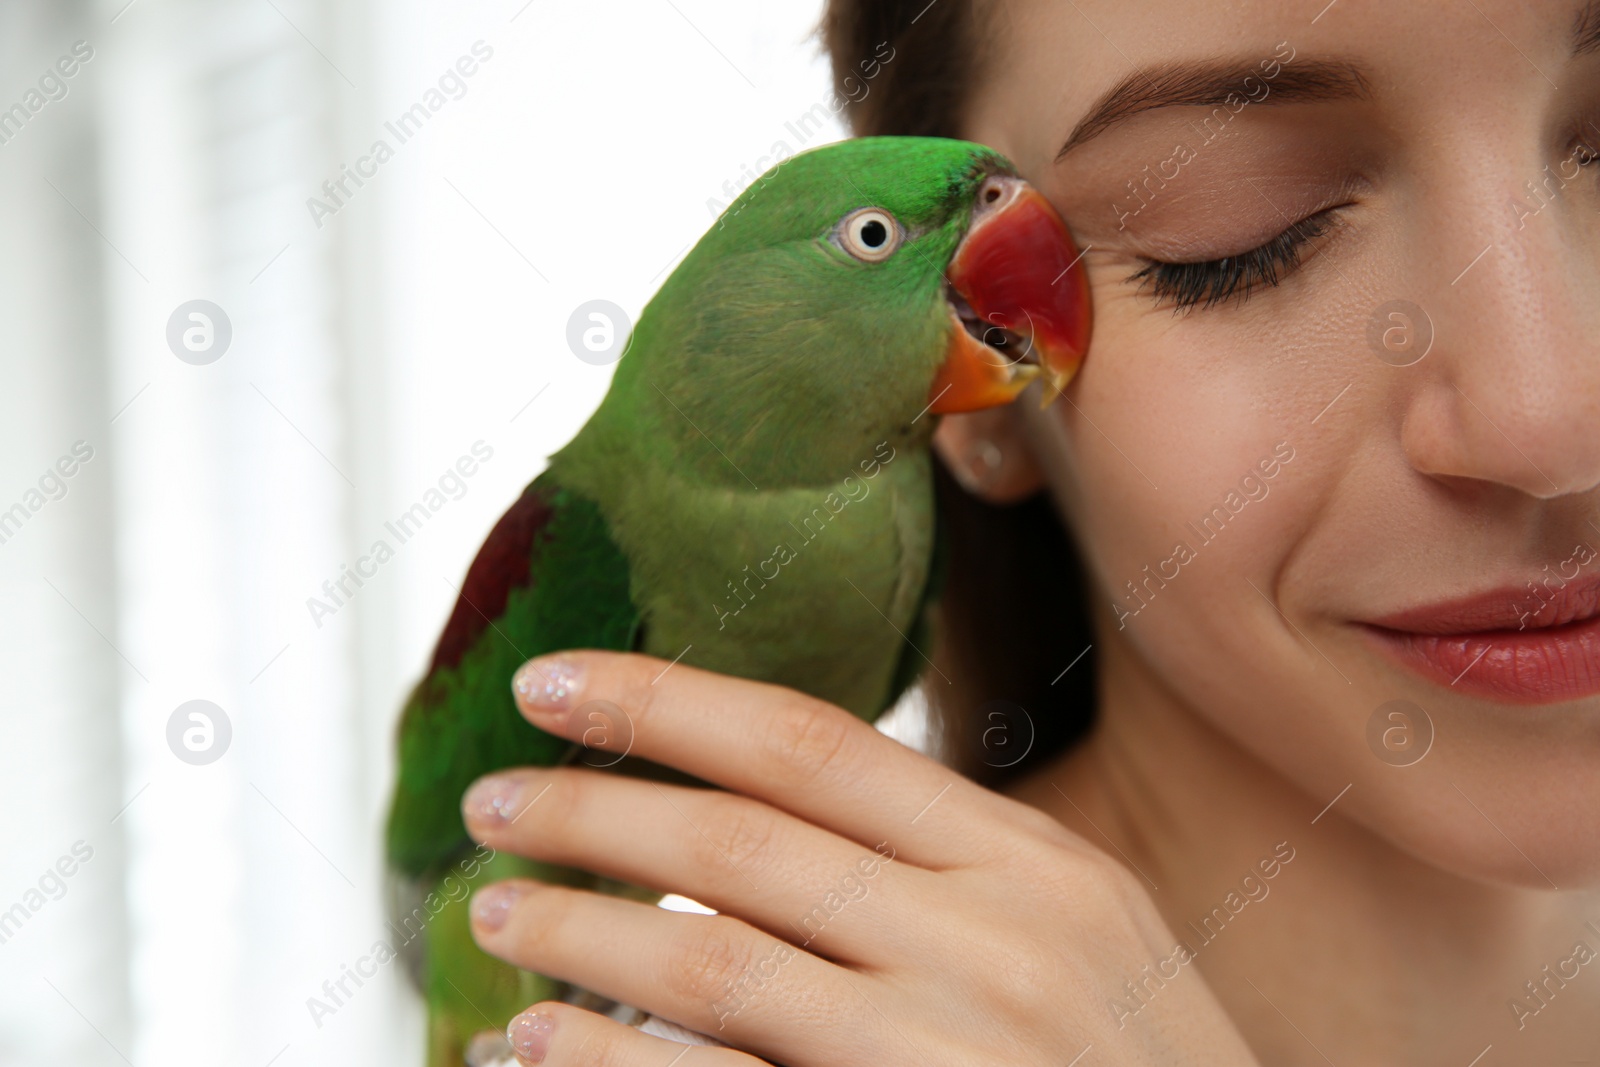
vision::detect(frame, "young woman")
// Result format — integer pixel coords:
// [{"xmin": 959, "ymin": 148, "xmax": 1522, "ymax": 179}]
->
[{"xmin": 461, "ymin": 1, "xmax": 1600, "ymax": 1062}]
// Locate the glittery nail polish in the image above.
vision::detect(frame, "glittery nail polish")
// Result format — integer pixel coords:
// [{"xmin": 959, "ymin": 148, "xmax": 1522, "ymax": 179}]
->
[
  {"xmin": 471, "ymin": 882, "xmax": 524, "ymax": 931},
  {"xmin": 464, "ymin": 773, "xmax": 524, "ymax": 826},
  {"xmin": 507, "ymin": 1011, "xmax": 554, "ymax": 1063},
  {"xmin": 512, "ymin": 656, "xmax": 583, "ymax": 718}
]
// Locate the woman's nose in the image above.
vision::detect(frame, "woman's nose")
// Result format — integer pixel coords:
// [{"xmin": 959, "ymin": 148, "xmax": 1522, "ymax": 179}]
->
[{"xmin": 1398, "ymin": 190, "xmax": 1600, "ymax": 499}]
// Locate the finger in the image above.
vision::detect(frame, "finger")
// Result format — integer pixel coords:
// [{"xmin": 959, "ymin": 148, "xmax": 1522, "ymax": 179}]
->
[
  {"xmin": 501, "ymin": 1001, "xmax": 759, "ymax": 1066},
  {"xmin": 462, "ymin": 766, "xmax": 921, "ymax": 964},
  {"xmin": 471, "ymin": 878, "xmax": 887, "ymax": 1066},
  {"xmin": 510, "ymin": 650, "xmax": 1021, "ymax": 869}
]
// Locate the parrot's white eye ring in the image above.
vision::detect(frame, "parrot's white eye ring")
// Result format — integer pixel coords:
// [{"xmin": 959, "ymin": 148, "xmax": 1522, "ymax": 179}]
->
[{"xmin": 837, "ymin": 207, "xmax": 903, "ymax": 263}]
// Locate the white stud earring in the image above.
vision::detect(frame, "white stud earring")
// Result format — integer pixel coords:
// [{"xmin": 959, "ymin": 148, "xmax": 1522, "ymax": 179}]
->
[{"xmin": 959, "ymin": 438, "xmax": 1004, "ymax": 490}]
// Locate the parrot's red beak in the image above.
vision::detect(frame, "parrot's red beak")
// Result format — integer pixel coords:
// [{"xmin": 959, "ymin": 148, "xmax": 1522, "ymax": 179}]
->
[{"xmin": 928, "ymin": 175, "xmax": 1092, "ymax": 414}]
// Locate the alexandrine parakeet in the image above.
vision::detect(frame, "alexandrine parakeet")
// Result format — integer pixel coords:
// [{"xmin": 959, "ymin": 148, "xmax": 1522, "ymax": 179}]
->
[{"xmin": 384, "ymin": 136, "xmax": 1091, "ymax": 1066}]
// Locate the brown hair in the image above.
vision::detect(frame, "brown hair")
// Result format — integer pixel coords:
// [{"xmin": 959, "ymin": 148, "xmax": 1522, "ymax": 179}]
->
[{"xmin": 823, "ymin": 0, "xmax": 1100, "ymax": 787}]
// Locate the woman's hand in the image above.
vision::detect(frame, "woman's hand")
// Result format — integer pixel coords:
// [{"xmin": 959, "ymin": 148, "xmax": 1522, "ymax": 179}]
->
[{"xmin": 461, "ymin": 650, "xmax": 1260, "ymax": 1066}]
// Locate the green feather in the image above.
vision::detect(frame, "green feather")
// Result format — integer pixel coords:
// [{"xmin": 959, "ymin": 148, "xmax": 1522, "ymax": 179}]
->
[{"xmin": 386, "ymin": 477, "xmax": 638, "ymax": 878}]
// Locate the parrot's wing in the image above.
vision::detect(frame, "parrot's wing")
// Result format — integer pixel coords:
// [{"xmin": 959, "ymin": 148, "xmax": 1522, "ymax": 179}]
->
[
  {"xmin": 386, "ymin": 469, "xmax": 641, "ymax": 879},
  {"xmin": 878, "ymin": 468, "xmax": 949, "ymax": 718}
]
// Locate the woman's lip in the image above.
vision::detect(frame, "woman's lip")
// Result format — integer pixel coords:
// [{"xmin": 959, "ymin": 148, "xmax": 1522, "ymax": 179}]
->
[
  {"xmin": 1362, "ymin": 575, "xmax": 1600, "ymax": 703},
  {"xmin": 1367, "ymin": 575, "xmax": 1600, "ymax": 635},
  {"xmin": 1362, "ymin": 619, "xmax": 1600, "ymax": 703}
]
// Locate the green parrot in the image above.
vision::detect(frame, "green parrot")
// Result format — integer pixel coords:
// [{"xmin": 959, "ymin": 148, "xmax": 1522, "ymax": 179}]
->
[{"xmin": 384, "ymin": 135, "xmax": 1092, "ymax": 1066}]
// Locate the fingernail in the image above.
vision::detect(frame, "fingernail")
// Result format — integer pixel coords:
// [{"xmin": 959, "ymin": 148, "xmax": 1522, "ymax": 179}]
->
[
  {"xmin": 507, "ymin": 1011, "xmax": 554, "ymax": 1063},
  {"xmin": 513, "ymin": 656, "xmax": 583, "ymax": 720},
  {"xmin": 464, "ymin": 773, "xmax": 524, "ymax": 826},
  {"xmin": 472, "ymin": 882, "xmax": 525, "ymax": 932}
]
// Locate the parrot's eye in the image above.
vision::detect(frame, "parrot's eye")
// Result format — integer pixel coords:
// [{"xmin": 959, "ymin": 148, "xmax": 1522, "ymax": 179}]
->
[{"xmin": 837, "ymin": 208, "xmax": 902, "ymax": 263}]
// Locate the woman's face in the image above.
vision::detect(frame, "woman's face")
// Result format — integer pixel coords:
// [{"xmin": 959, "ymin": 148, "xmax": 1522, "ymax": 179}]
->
[{"xmin": 960, "ymin": 0, "xmax": 1600, "ymax": 886}]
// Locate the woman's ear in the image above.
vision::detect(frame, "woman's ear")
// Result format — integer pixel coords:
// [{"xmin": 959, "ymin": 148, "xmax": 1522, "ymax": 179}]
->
[{"xmin": 932, "ymin": 400, "xmax": 1045, "ymax": 503}]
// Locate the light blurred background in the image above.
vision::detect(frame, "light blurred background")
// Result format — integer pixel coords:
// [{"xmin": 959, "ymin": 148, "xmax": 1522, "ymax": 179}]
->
[{"xmin": 0, "ymin": 1, "xmax": 885, "ymax": 1063}]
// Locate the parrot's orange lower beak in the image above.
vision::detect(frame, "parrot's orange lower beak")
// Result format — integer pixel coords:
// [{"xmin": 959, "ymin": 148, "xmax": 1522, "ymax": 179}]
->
[{"xmin": 928, "ymin": 175, "xmax": 1092, "ymax": 415}]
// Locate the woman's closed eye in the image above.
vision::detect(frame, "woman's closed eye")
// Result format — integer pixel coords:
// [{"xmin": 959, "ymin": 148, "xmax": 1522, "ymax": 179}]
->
[{"xmin": 1127, "ymin": 208, "xmax": 1341, "ymax": 312}]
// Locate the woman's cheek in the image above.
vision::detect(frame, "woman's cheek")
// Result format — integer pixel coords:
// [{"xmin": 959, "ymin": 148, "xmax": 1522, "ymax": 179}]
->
[
  {"xmin": 1053, "ymin": 273, "xmax": 1316, "ymax": 606},
  {"xmin": 1044, "ymin": 273, "xmax": 1368, "ymax": 764}
]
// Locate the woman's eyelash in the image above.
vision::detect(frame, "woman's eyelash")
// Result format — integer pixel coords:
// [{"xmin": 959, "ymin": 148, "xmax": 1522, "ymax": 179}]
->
[{"xmin": 1127, "ymin": 211, "xmax": 1335, "ymax": 312}]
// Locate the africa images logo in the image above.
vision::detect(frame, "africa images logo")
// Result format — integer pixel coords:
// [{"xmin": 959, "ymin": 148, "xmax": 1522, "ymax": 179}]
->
[
  {"xmin": 305, "ymin": 41, "xmax": 495, "ymax": 229},
  {"xmin": 1114, "ymin": 442, "xmax": 1295, "ymax": 629}
]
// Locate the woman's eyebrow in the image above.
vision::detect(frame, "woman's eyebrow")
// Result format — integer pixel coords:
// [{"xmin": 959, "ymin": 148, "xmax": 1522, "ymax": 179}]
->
[
  {"xmin": 1055, "ymin": 57, "xmax": 1372, "ymax": 161},
  {"xmin": 1058, "ymin": 4, "xmax": 1600, "ymax": 163}
]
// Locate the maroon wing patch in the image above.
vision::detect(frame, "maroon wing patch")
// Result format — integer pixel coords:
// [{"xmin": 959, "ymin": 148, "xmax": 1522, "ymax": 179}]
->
[{"xmin": 429, "ymin": 480, "xmax": 556, "ymax": 674}]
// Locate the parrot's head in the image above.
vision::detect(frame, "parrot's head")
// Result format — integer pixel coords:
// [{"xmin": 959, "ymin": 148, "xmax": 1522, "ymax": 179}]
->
[{"xmin": 619, "ymin": 136, "xmax": 1092, "ymax": 484}]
